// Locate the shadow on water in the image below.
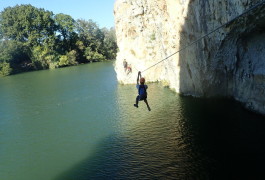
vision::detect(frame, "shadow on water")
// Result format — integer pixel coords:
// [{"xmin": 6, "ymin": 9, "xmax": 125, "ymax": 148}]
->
[
  {"xmin": 178, "ymin": 1, "xmax": 265, "ymax": 179},
  {"xmin": 55, "ymin": 90, "xmax": 265, "ymax": 179},
  {"xmin": 52, "ymin": 2, "xmax": 265, "ymax": 179},
  {"xmin": 179, "ymin": 97, "xmax": 265, "ymax": 180},
  {"xmin": 2, "ymin": 62, "xmax": 263, "ymax": 179}
]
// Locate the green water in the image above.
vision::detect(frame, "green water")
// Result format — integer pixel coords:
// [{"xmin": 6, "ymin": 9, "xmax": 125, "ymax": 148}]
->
[{"xmin": 1, "ymin": 62, "xmax": 265, "ymax": 179}]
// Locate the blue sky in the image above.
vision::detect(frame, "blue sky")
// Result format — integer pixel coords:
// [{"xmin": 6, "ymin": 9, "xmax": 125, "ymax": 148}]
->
[{"xmin": 0, "ymin": 0, "xmax": 116, "ymax": 28}]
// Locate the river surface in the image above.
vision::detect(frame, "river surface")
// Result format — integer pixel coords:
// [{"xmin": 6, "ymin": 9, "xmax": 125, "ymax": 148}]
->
[{"xmin": 1, "ymin": 62, "xmax": 265, "ymax": 180}]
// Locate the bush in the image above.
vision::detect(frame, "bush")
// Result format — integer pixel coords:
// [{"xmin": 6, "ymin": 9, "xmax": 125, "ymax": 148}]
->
[
  {"xmin": 58, "ymin": 55, "xmax": 68, "ymax": 67},
  {"xmin": 49, "ymin": 62, "xmax": 59, "ymax": 69},
  {"xmin": 0, "ymin": 62, "xmax": 12, "ymax": 76},
  {"xmin": 92, "ymin": 52, "xmax": 105, "ymax": 61},
  {"xmin": 31, "ymin": 46, "xmax": 61, "ymax": 69},
  {"xmin": 58, "ymin": 50, "xmax": 78, "ymax": 67},
  {"xmin": 85, "ymin": 47, "xmax": 105, "ymax": 61},
  {"xmin": 66, "ymin": 50, "xmax": 78, "ymax": 65},
  {"xmin": 31, "ymin": 46, "xmax": 50, "ymax": 69},
  {"xmin": 0, "ymin": 40, "xmax": 30, "ymax": 73}
]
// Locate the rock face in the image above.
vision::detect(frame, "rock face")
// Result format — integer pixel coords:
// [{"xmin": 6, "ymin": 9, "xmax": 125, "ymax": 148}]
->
[{"xmin": 114, "ymin": 0, "xmax": 265, "ymax": 115}]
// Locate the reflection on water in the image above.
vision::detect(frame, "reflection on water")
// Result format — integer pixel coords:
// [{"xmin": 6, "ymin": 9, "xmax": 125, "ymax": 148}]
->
[{"xmin": 1, "ymin": 62, "xmax": 265, "ymax": 180}]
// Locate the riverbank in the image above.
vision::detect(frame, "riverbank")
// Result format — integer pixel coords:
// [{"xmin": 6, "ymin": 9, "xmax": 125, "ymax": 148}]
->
[{"xmin": 0, "ymin": 59, "xmax": 114, "ymax": 77}]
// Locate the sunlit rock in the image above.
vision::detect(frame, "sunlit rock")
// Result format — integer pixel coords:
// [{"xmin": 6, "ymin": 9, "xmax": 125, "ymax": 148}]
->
[{"xmin": 114, "ymin": 0, "xmax": 265, "ymax": 115}]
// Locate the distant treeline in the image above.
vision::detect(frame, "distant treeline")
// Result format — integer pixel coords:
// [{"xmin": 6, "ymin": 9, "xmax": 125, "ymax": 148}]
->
[{"xmin": 0, "ymin": 4, "xmax": 118, "ymax": 76}]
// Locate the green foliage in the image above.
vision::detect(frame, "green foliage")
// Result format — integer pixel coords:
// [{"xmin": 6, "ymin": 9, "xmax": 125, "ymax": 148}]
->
[
  {"xmin": 0, "ymin": 62, "xmax": 12, "ymax": 76},
  {"xmin": 0, "ymin": 4, "xmax": 118, "ymax": 76},
  {"xmin": 58, "ymin": 55, "xmax": 68, "ymax": 67},
  {"xmin": 76, "ymin": 19, "xmax": 117, "ymax": 61},
  {"xmin": 66, "ymin": 50, "xmax": 78, "ymax": 65},
  {"xmin": 31, "ymin": 45, "xmax": 59, "ymax": 69},
  {"xmin": 49, "ymin": 62, "xmax": 58, "ymax": 69},
  {"xmin": 31, "ymin": 46, "xmax": 48, "ymax": 69},
  {"xmin": 101, "ymin": 27, "xmax": 118, "ymax": 60},
  {"xmin": 54, "ymin": 13, "xmax": 78, "ymax": 52},
  {"xmin": 0, "ymin": 40, "xmax": 31, "ymax": 73},
  {"xmin": 0, "ymin": 4, "xmax": 55, "ymax": 46},
  {"xmin": 76, "ymin": 19, "xmax": 102, "ymax": 51},
  {"xmin": 76, "ymin": 40, "xmax": 85, "ymax": 51},
  {"xmin": 85, "ymin": 47, "xmax": 105, "ymax": 61},
  {"xmin": 93, "ymin": 53, "xmax": 105, "ymax": 61},
  {"xmin": 55, "ymin": 13, "xmax": 76, "ymax": 40},
  {"xmin": 58, "ymin": 50, "xmax": 78, "ymax": 67}
]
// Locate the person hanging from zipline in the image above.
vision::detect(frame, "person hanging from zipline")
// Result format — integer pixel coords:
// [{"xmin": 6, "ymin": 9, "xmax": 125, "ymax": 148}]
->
[{"xmin": 134, "ymin": 71, "xmax": 151, "ymax": 111}]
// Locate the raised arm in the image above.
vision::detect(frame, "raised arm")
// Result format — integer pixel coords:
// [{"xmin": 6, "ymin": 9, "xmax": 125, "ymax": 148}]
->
[{"xmin": 137, "ymin": 71, "xmax": 141, "ymax": 84}]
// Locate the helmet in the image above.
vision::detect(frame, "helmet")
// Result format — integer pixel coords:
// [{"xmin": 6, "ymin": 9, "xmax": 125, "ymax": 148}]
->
[{"xmin": 140, "ymin": 77, "xmax": 145, "ymax": 84}]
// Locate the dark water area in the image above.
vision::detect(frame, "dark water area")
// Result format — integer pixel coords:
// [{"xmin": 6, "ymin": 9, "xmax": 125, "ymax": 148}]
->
[{"xmin": 1, "ymin": 62, "xmax": 265, "ymax": 180}]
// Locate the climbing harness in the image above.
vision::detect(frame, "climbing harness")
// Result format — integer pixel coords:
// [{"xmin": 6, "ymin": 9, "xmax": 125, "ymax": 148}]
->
[{"xmin": 140, "ymin": 0, "xmax": 265, "ymax": 73}]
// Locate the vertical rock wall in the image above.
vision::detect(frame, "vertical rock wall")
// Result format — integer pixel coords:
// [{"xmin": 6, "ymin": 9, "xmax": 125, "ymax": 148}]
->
[
  {"xmin": 114, "ymin": 0, "xmax": 186, "ymax": 89},
  {"xmin": 114, "ymin": 0, "xmax": 265, "ymax": 115}
]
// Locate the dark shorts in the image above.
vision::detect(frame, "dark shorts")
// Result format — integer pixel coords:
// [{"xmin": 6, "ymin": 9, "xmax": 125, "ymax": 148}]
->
[{"xmin": 137, "ymin": 95, "xmax": 147, "ymax": 101}]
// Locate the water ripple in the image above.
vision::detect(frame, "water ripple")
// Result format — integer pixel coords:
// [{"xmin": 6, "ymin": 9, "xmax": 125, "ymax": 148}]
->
[{"xmin": 2, "ymin": 63, "xmax": 265, "ymax": 180}]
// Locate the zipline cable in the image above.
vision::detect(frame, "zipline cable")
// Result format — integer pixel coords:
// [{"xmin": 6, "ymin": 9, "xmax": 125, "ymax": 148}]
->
[{"xmin": 141, "ymin": 0, "xmax": 265, "ymax": 73}]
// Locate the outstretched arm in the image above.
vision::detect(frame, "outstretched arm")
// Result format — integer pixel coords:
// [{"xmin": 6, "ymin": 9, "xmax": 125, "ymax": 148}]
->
[{"xmin": 137, "ymin": 71, "xmax": 141, "ymax": 85}]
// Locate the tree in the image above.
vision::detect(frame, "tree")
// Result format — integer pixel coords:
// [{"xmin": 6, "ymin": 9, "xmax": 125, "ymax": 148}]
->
[
  {"xmin": 54, "ymin": 13, "xmax": 78, "ymax": 52},
  {"xmin": 84, "ymin": 47, "xmax": 104, "ymax": 61},
  {"xmin": 30, "ymin": 45, "xmax": 60, "ymax": 69},
  {"xmin": 0, "ymin": 62, "xmax": 12, "ymax": 76},
  {"xmin": 0, "ymin": 4, "xmax": 118, "ymax": 76},
  {"xmin": 55, "ymin": 13, "xmax": 76, "ymax": 40},
  {"xmin": 0, "ymin": 4, "xmax": 56, "ymax": 46},
  {"xmin": 101, "ymin": 27, "xmax": 118, "ymax": 60},
  {"xmin": 76, "ymin": 19, "xmax": 103, "ymax": 51},
  {"xmin": 0, "ymin": 40, "xmax": 30, "ymax": 73},
  {"xmin": 58, "ymin": 50, "xmax": 78, "ymax": 67},
  {"xmin": 0, "ymin": 4, "xmax": 57, "ymax": 72}
]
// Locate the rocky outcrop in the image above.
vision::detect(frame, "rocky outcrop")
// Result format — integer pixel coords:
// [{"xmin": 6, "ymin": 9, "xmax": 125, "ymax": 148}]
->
[{"xmin": 114, "ymin": 0, "xmax": 265, "ymax": 115}]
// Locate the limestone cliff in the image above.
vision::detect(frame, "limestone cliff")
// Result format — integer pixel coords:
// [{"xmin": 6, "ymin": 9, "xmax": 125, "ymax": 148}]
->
[{"xmin": 114, "ymin": 0, "xmax": 265, "ymax": 115}]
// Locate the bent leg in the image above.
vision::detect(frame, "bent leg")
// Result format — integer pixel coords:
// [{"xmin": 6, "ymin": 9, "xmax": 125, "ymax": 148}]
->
[
  {"xmin": 134, "ymin": 96, "xmax": 139, "ymax": 108},
  {"xmin": 144, "ymin": 99, "xmax": 151, "ymax": 111}
]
